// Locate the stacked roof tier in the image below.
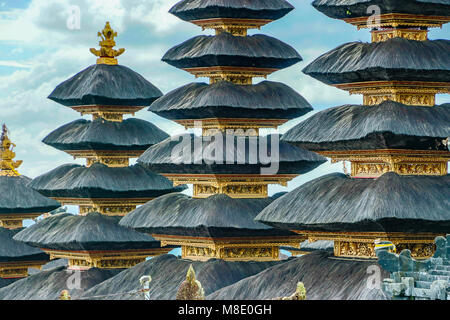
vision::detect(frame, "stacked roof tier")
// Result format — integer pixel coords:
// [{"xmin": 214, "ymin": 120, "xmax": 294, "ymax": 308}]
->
[
  {"xmin": 121, "ymin": 0, "xmax": 326, "ymax": 262},
  {"xmin": 30, "ymin": 22, "xmax": 185, "ymax": 217},
  {"xmin": 255, "ymin": 1, "xmax": 450, "ymax": 260},
  {"xmin": 13, "ymin": 212, "xmax": 172, "ymax": 270},
  {"xmin": 0, "ymin": 125, "xmax": 60, "ymax": 229},
  {"xmin": 0, "ymin": 228, "xmax": 49, "ymax": 280},
  {"xmin": 170, "ymin": 0, "xmax": 294, "ymax": 35},
  {"xmin": 18, "ymin": 22, "xmax": 183, "ymax": 271}
]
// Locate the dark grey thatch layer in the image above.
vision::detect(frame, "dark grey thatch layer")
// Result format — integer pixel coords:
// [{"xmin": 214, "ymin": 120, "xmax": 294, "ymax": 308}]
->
[
  {"xmin": 163, "ymin": 32, "xmax": 302, "ymax": 70},
  {"xmin": 148, "ymin": 81, "xmax": 312, "ymax": 120},
  {"xmin": 303, "ymin": 39, "xmax": 450, "ymax": 85},
  {"xmin": 282, "ymin": 101, "xmax": 450, "ymax": 151},
  {"xmin": 0, "ymin": 278, "xmax": 18, "ymax": 289},
  {"xmin": 256, "ymin": 172, "xmax": 450, "ymax": 233},
  {"xmin": 0, "ymin": 228, "xmax": 48, "ymax": 263},
  {"xmin": 120, "ymin": 193, "xmax": 296, "ymax": 238},
  {"xmin": 0, "ymin": 266, "xmax": 121, "ymax": 300},
  {"xmin": 43, "ymin": 118, "xmax": 169, "ymax": 152},
  {"xmin": 312, "ymin": 0, "xmax": 450, "ymax": 19},
  {"xmin": 138, "ymin": 134, "xmax": 326, "ymax": 175},
  {"xmin": 170, "ymin": 0, "xmax": 294, "ymax": 21},
  {"xmin": 48, "ymin": 64, "xmax": 163, "ymax": 107},
  {"xmin": 80, "ymin": 254, "xmax": 282, "ymax": 300},
  {"xmin": 13, "ymin": 212, "xmax": 163, "ymax": 251},
  {"xmin": 29, "ymin": 163, "xmax": 185, "ymax": 199},
  {"xmin": 208, "ymin": 251, "xmax": 389, "ymax": 300},
  {"xmin": 0, "ymin": 176, "xmax": 60, "ymax": 215}
]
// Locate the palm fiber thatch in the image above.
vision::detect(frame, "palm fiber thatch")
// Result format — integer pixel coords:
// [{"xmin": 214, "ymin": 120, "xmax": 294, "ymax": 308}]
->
[
  {"xmin": 170, "ymin": 0, "xmax": 294, "ymax": 21},
  {"xmin": 0, "ymin": 266, "xmax": 121, "ymax": 300},
  {"xmin": 48, "ymin": 64, "xmax": 163, "ymax": 107},
  {"xmin": 208, "ymin": 251, "xmax": 389, "ymax": 300},
  {"xmin": 282, "ymin": 101, "xmax": 450, "ymax": 151},
  {"xmin": 303, "ymin": 39, "xmax": 450, "ymax": 85},
  {"xmin": 148, "ymin": 81, "xmax": 312, "ymax": 120},
  {"xmin": 0, "ymin": 228, "xmax": 48, "ymax": 263},
  {"xmin": 138, "ymin": 134, "xmax": 326, "ymax": 175},
  {"xmin": 163, "ymin": 32, "xmax": 302, "ymax": 70},
  {"xmin": 79, "ymin": 254, "xmax": 282, "ymax": 300},
  {"xmin": 312, "ymin": 0, "xmax": 450, "ymax": 19},
  {"xmin": 43, "ymin": 118, "xmax": 169, "ymax": 152},
  {"xmin": 28, "ymin": 163, "xmax": 185, "ymax": 199},
  {"xmin": 13, "ymin": 212, "xmax": 164, "ymax": 251},
  {"xmin": 256, "ymin": 172, "xmax": 450, "ymax": 233},
  {"xmin": 120, "ymin": 193, "xmax": 297, "ymax": 238},
  {"xmin": 0, "ymin": 176, "xmax": 60, "ymax": 215}
]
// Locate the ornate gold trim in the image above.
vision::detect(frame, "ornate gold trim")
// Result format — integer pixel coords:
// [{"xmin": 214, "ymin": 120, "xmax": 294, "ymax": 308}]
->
[
  {"xmin": 182, "ymin": 66, "xmax": 278, "ymax": 85},
  {"xmin": 175, "ymin": 118, "xmax": 288, "ymax": 132},
  {"xmin": 90, "ymin": 22, "xmax": 125, "ymax": 65},
  {"xmin": 70, "ymin": 105, "xmax": 145, "ymax": 120},
  {"xmin": 0, "ymin": 261, "xmax": 47, "ymax": 279},
  {"xmin": 191, "ymin": 18, "xmax": 273, "ymax": 36},
  {"xmin": 154, "ymin": 234, "xmax": 303, "ymax": 262},
  {"xmin": 0, "ymin": 213, "xmax": 42, "ymax": 229},
  {"xmin": 294, "ymin": 231, "xmax": 440, "ymax": 260},
  {"xmin": 66, "ymin": 150, "xmax": 144, "ymax": 167},
  {"xmin": 53, "ymin": 198, "xmax": 155, "ymax": 216},
  {"xmin": 164, "ymin": 174, "xmax": 297, "ymax": 199},
  {"xmin": 44, "ymin": 248, "xmax": 171, "ymax": 270},
  {"xmin": 371, "ymin": 28, "xmax": 428, "ymax": 42},
  {"xmin": 334, "ymin": 81, "xmax": 450, "ymax": 107},
  {"xmin": 318, "ymin": 149, "xmax": 450, "ymax": 178},
  {"xmin": 344, "ymin": 14, "xmax": 450, "ymax": 29}
]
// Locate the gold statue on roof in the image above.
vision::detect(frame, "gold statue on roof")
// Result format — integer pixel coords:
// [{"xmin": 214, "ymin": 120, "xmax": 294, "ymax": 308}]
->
[
  {"xmin": 90, "ymin": 22, "xmax": 125, "ymax": 65},
  {"xmin": 0, "ymin": 124, "xmax": 22, "ymax": 176}
]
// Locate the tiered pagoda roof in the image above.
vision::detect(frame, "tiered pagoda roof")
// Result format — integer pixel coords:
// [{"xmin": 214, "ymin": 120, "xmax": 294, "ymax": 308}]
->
[
  {"xmin": 18, "ymin": 22, "xmax": 183, "ymax": 271},
  {"xmin": 255, "ymin": 0, "xmax": 450, "ymax": 260},
  {"xmin": 121, "ymin": 0, "xmax": 325, "ymax": 263}
]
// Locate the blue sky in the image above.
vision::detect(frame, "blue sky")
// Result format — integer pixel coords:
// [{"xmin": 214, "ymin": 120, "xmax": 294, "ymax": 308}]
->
[{"xmin": 1, "ymin": 0, "xmax": 449, "ymax": 207}]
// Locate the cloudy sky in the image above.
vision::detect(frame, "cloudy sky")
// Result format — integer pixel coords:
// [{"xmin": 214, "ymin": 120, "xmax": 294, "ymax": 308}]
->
[{"xmin": 0, "ymin": 0, "xmax": 448, "ymax": 199}]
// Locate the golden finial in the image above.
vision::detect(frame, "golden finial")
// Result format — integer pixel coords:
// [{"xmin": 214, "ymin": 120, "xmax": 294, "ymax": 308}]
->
[
  {"xmin": 90, "ymin": 22, "xmax": 125, "ymax": 65},
  {"xmin": 0, "ymin": 124, "xmax": 22, "ymax": 176}
]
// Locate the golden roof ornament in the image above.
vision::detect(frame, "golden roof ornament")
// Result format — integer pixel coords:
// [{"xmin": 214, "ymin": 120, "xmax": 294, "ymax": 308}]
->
[
  {"xmin": 90, "ymin": 22, "xmax": 125, "ymax": 65},
  {"xmin": 0, "ymin": 124, "xmax": 22, "ymax": 176}
]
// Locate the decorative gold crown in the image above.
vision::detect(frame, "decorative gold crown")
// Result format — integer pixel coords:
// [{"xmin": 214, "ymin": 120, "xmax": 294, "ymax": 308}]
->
[
  {"xmin": 0, "ymin": 124, "xmax": 22, "ymax": 176},
  {"xmin": 90, "ymin": 22, "xmax": 125, "ymax": 65}
]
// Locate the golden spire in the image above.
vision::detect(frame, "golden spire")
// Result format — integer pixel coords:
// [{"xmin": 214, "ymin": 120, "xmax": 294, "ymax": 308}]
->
[
  {"xmin": 0, "ymin": 124, "xmax": 22, "ymax": 176},
  {"xmin": 90, "ymin": 22, "xmax": 125, "ymax": 65}
]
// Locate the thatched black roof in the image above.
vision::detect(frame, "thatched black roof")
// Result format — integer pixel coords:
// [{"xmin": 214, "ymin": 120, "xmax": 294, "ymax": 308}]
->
[
  {"xmin": 208, "ymin": 251, "xmax": 389, "ymax": 300},
  {"xmin": 80, "ymin": 254, "xmax": 282, "ymax": 300},
  {"xmin": 29, "ymin": 163, "xmax": 185, "ymax": 199},
  {"xmin": 282, "ymin": 101, "xmax": 450, "ymax": 151},
  {"xmin": 256, "ymin": 172, "xmax": 450, "ymax": 233},
  {"xmin": 312, "ymin": 0, "xmax": 450, "ymax": 20},
  {"xmin": 138, "ymin": 134, "xmax": 326, "ymax": 175},
  {"xmin": 120, "ymin": 193, "xmax": 297, "ymax": 238},
  {"xmin": 0, "ymin": 176, "xmax": 60, "ymax": 215},
  {"xmin": 303, "ymin": 38, "xmax": 450, "ymax": 85},
  {"xmin": 163, "ymin": 32, "xmax": 302, "ymax": 70},
  {"xmin": 170, "ymin": 0, "xmax": 294, "ymax": 21},
  {"xmin": 43, "ymin": 118, "xmax": 169, "ymax": 152},
  {"xmin": 148, "ymin": 81, "xmax": 312, "ymax": 120},
  {"xmin": 0, "ymin": 228, "xmax": 49, "ymax": 263},
  {"xmin": 48, "ymin": 64, "xmax": 163, "ymax": 107},
  {"xmin": 0, "ymin": 266, "xmax": 121, "ymax": 300},
  {"xmin": 13, "ymin": 212, "xmax": 164, "ymax": 251}
]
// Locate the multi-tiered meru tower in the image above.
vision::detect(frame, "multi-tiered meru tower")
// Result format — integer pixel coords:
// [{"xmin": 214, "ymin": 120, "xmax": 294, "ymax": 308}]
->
[
  {"xmin": 15, "ymin": 23, "xmax": 185, "ymax": 271},
  {"xmin": 120, "ymin": 0, "xmax": 326, "ymax": 262},
  {"xmin": 257, "ymin": 0, "xmax": 450, "ymax": 260}
]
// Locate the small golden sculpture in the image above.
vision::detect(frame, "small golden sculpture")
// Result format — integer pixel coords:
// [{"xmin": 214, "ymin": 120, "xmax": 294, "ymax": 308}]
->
[
  {"xmin": 59, "ymin": 290, "xmax": 71, "ymax": 300},
  {"xmin": 273, "ymin": 282, "xmax": 307, "ymax": 300},
  {"xmin": 176, "ymin": 265, "xmax": 205, "ymax": 300},
  {"xmin": 90, "ymin": 22, "xmax": 125, "ymax": 65},
  {"xmin": 0, "ymin": 124, "xmax": 22, "ymax": 176}
]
